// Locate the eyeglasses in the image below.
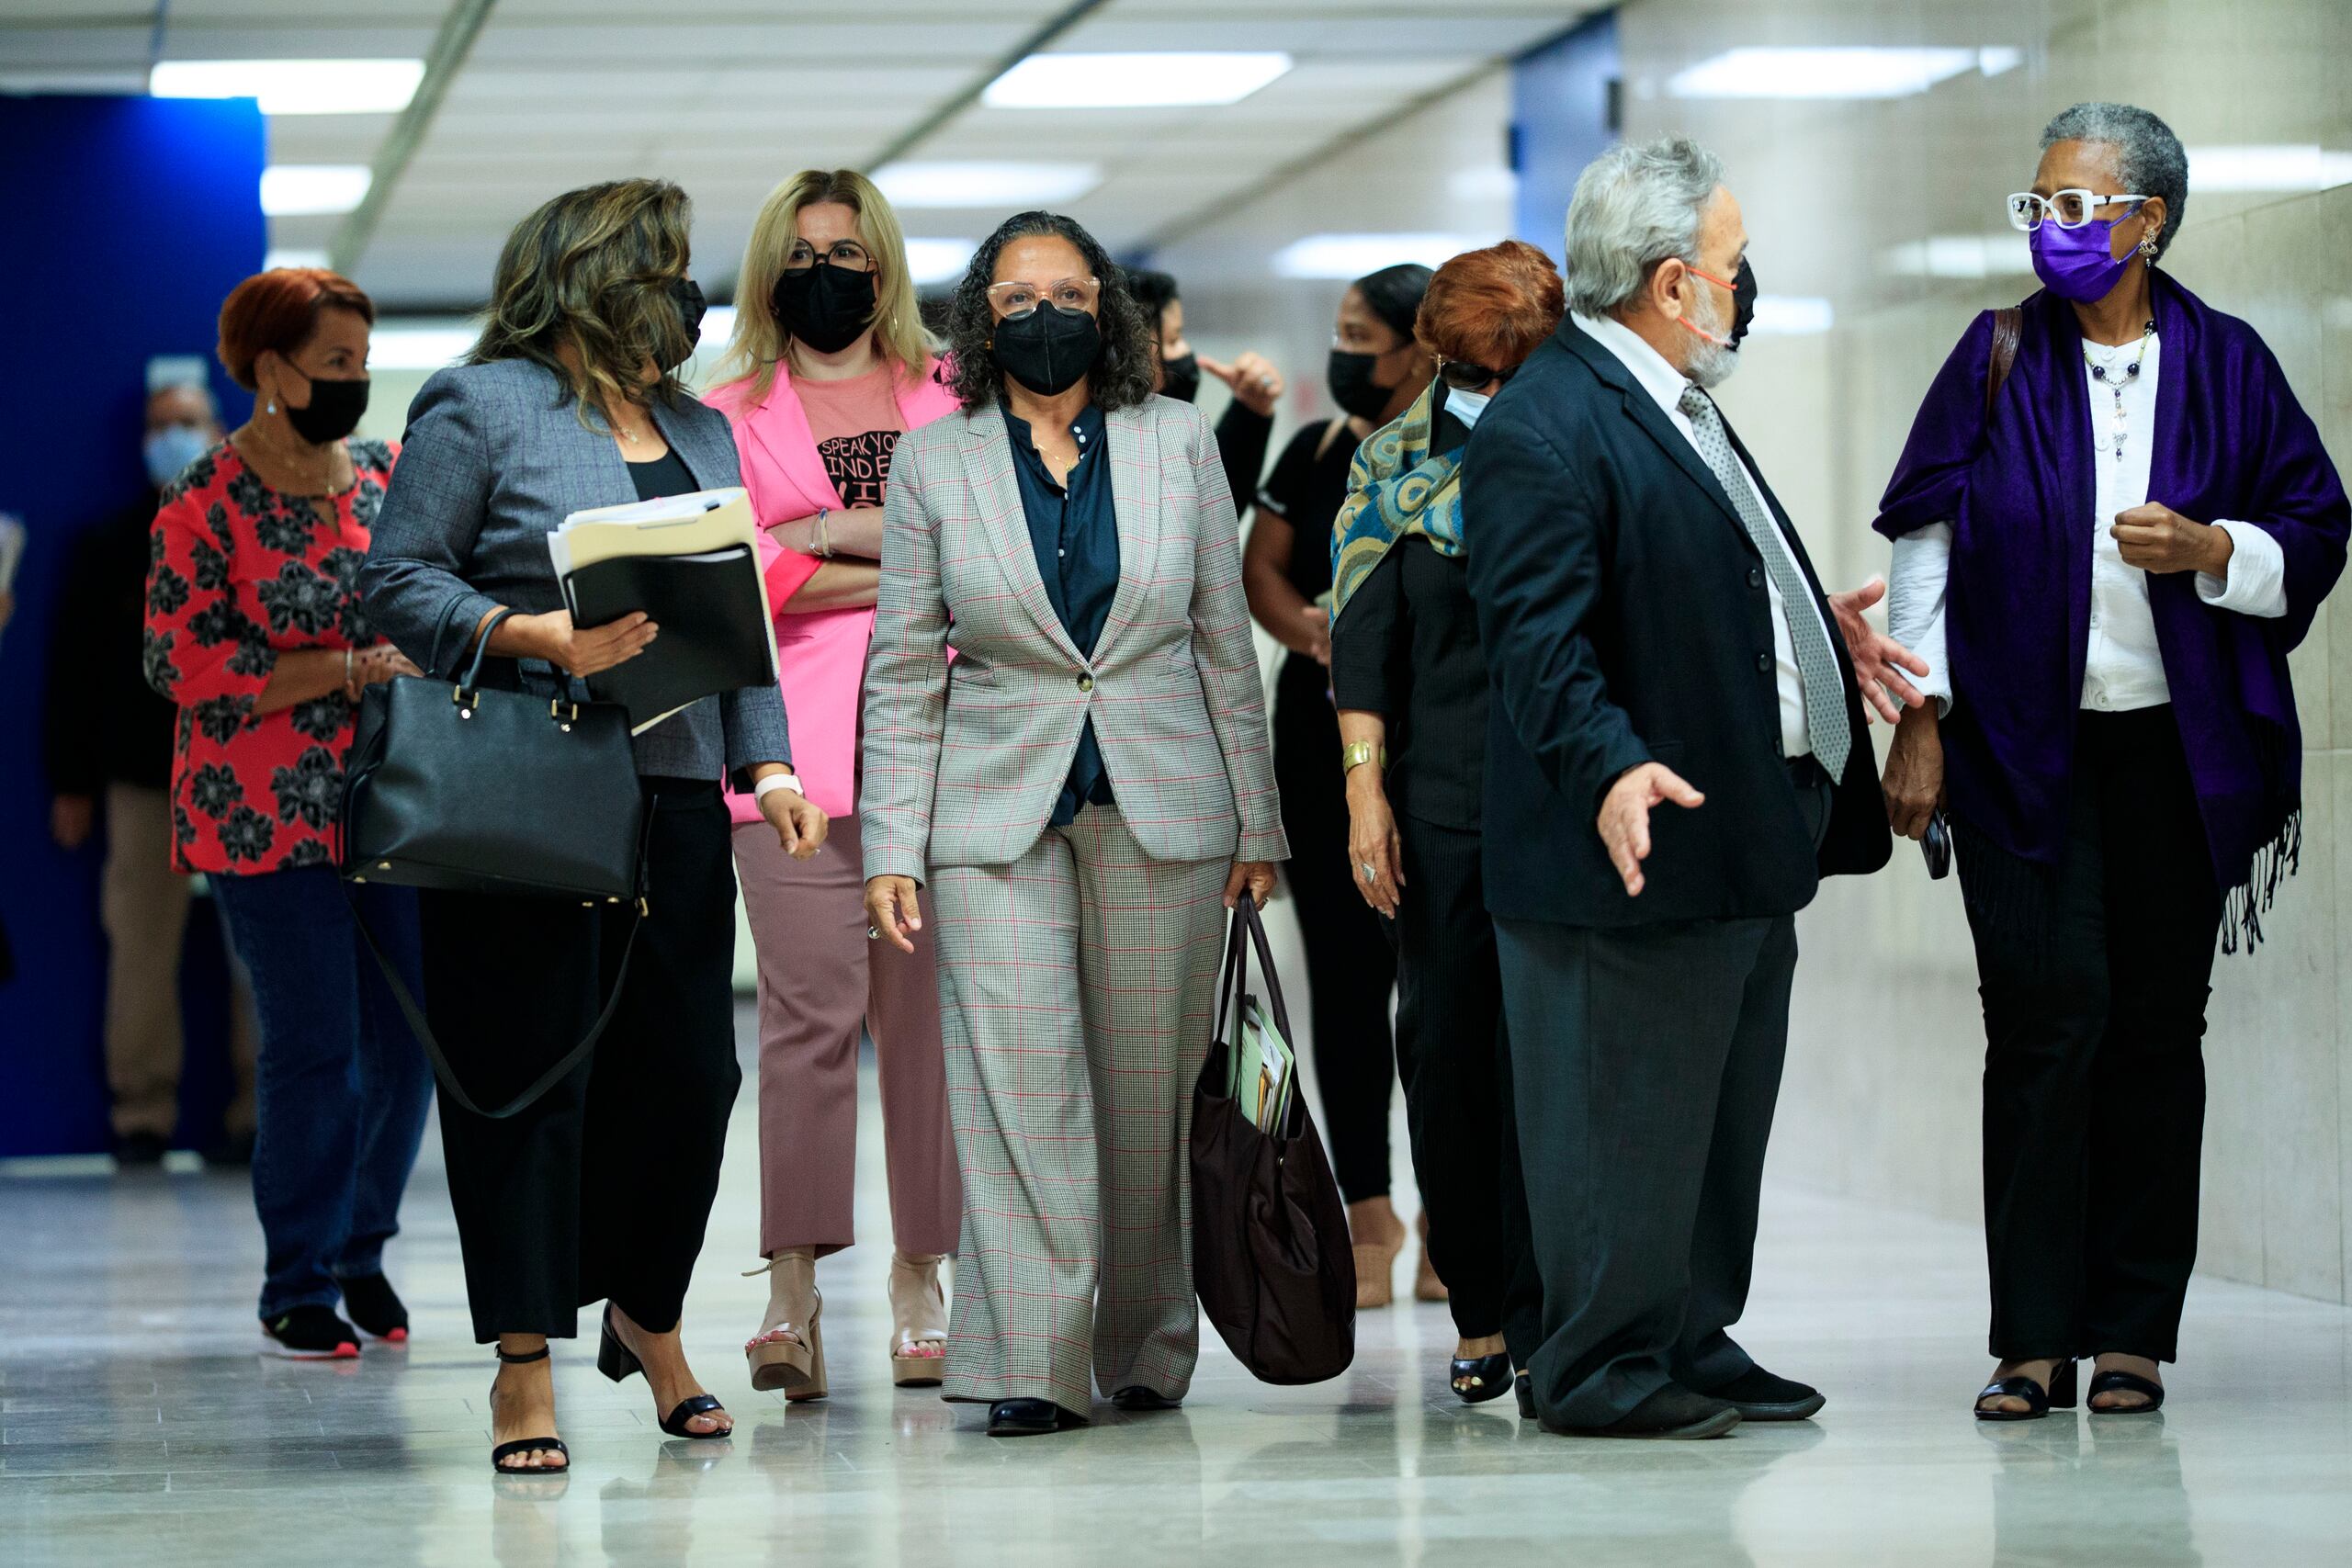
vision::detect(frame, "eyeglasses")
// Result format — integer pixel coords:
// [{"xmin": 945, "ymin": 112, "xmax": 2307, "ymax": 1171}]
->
[
  {"xmin": 987, "ymin": 276, "xmax": 1100, "ymax": 319},
  {"xmin": 1438, "ymin": 359, "xmax": 1511, "ymax": 391},
  {"xmin": 785, "ymin": 239, "xmax": 875, "ymax": 273},
  {"xmin": 2007, "ymin": 189, "xmax": 2148, "ymax": 231}
]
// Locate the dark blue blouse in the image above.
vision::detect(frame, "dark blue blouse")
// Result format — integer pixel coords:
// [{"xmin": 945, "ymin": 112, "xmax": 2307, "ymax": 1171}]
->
[{"xmin": 1003, "ymin": 400, "xmax": 1120, "ymax": 825}]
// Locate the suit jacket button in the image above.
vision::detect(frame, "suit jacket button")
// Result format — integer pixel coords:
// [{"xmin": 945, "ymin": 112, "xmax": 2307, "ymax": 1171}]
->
[
  {"xmin": 1756, "ymin": 652, "xmax": 1771, "ymax": 672},
  {"xmin": 1078, "ymin": 674, "xmax": 1094, "ymax": 693},
  {"xmin": 1747, "ymin": 567, "xmax": 1764, "ymax": 589}
]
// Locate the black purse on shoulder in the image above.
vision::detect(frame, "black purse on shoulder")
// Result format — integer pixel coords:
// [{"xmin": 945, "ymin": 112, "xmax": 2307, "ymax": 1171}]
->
[{"xmin": 339, "ymin": 608, "xmax": 651, "ymax": 1119}]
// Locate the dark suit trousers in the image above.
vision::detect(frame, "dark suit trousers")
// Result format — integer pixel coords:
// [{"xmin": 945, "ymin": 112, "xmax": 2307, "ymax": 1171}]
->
[
  {"xmin": 1956, "ymin": 707, "xmax": 2221, "ymax": 1363},
  {"xmin": 1388, "ymin": 816, "xmax": 1540, "ymax": 1350},
  {"xmin": 1497, "ymin": 777, "xmax": 1827, "ymax": 1427},
  {"xmin": 420, "ymin": 780, "xmax": 742, "ymax": 1342}
]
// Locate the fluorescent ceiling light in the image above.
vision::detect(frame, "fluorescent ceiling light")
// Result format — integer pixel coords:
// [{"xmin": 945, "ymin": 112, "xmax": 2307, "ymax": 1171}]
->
[
  {"xmin": 263, "ymin": 247, "xmax": 330, "ymax": 272},
  {"xmin": 873, "ymin": 162, "xmax": 1101, "ymax": 208},
  {"xmin": 2188, "ymin": 144, "xmax": 2352, "ymax": 192},
  {"xmin": 1668, "ymin": 47, "xmax": 2017, "ymax": 100},
  {"xmin": 984, "ymin": 51, "xmax": 1292, "ymax": 109},
  {"xmin": 1747, "ymin": 296, "xmax": 1835, "ymax": 335},
  {"xmin": 1272, "ymin": 232, "xmax": 1488, "ymax": 279},
  {"xmin": 905, "ymin": 239, "xmax": 978, "ymax": 285},
  {"xmin": 1882, "ymin": 232, "xmax": 2033, "ymax": 279},
  {"xmin": 261, "ymin": 165, "xmax": 371, "ymax": 216},
  {"xmin": 366, "ymin": 321, "xmax": 478, "ymax": 371},
  {"xmin": 152, "ymin": 59, "xmax": 424, "ymax": 116}
]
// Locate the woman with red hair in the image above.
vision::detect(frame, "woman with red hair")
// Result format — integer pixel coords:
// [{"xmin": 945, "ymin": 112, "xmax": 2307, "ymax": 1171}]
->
[
  {"xmin": 143, "ymin": 267, "xmax": 434, "ymax": 1359},
  {"xmin": 1329, "ymin": 239, "xmax": 1563, "ymax": 1409}
]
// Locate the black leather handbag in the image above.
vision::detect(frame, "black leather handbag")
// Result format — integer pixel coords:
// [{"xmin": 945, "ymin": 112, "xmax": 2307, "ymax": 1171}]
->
[
  {"xmin": 339, "ymin": 608, "xmax": 650, "ymax": 1120},
  {"xmin": 1190, "ymin": 897, "xmax": 1356, "ymax": 1384}
]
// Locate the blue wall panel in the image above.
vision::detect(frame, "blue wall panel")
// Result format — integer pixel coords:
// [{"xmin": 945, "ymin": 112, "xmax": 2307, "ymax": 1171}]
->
[
  {"xmin": 1510, "ymin": 11, "xmax": 1623, "ymax": 264},
  {"xmin": 0, "ymin": 96, "xmax": 266, "ymax": 1156}
]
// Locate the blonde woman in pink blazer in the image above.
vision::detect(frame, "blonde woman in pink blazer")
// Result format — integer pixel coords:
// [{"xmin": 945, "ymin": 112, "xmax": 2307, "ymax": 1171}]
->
[{"xmin": 705, "ymin": 169, "xmax": 961, "ymax": 1400}]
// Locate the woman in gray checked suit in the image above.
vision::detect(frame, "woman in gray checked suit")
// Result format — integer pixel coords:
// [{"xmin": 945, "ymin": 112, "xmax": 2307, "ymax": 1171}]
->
[{"xmin": 860, "ymin": 211, "xmax": 1287, "ymax": 1437}]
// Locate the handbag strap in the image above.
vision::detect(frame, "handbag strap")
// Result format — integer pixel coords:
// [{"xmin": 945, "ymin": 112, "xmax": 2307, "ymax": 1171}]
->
[
  {"xmin": 345, "ymin": 803, "xmax": 659, "ymax": 1122},
  {"xmin": 457, "ymin": 604, "xmax": 517, "ymax": 698},
  {"xmin": 1984, "ymin": 306, "xmax": 2023, "ymax": 419},
  {"xmin": 1211, "ymin": 897, "xmax": 1295, "ymax": 1054}
]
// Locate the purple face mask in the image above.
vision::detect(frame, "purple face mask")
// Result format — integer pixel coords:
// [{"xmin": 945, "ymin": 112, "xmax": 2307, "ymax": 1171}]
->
[{"xmin": 2030, "ymin": 209, "xmax": 2137, "ymax": 301}]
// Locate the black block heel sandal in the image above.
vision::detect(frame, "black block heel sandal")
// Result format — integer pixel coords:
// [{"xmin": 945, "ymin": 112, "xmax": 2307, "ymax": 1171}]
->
[
  {"xmin": 489, "ymin": 1345, "xmax": 569, "ymax": 1473},
  {"xmin": 597, "ymin": 1306, "xmax": 731, "ymax": 1438},
  {"xmin": 1451, "ymin": 1352, "xmax": 1513, "ymax": 1404},
  {"xmin": 1974, "ymin": 1357, "xmax": 2078, "ymax": 1421},
  {"xmin": 2086, "ymin": 1368, "xmax": 2165, "ymax": 1414}
]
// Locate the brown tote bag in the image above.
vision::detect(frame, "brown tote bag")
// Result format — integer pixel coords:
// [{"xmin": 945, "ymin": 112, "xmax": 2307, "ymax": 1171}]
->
[{"xmin": 1189, "ymin": 897, "xmax": 1356, "ymax": 1384}]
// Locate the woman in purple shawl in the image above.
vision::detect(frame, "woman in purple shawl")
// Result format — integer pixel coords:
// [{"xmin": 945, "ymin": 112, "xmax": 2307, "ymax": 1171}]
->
[{"xmin": 1875, "ymin": 103, "xmax": 2347, "ymax": 1423}]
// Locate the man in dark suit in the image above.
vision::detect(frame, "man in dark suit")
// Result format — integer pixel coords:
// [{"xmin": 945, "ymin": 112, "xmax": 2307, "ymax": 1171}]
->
[{"xmin": 1463, "ymin": 137, "xmax": 1918, "ymax": 1438}]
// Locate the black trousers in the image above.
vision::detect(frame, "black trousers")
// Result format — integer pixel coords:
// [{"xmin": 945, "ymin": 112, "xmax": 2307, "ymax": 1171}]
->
[
  {"xmin": 420, "ymin": 779, "xmax": 742, "ymax": 1343},
  {"xmin": 1272, "ymin": 666, "xmax": 1398, "ymax": 1203},
  {"xmin": 1955, "ymin": 707, "xmax": 2221, "ymax": 1363},
  {"xmin": 1496, "ymin": 776, "xmax": 1826, "ymax": 1428},
  {"xmin": 1388, "ymin": 815, "xmax": 1540, "ymax": 1348}
]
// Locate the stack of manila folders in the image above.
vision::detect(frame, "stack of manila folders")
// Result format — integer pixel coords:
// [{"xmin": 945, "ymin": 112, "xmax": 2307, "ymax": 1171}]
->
[
  {"xmin": 547, "ymin": 487, "xmax": 779, "ymax": 733},
  {"xmin": 1227, "ymin": 992, "xmax": 1297, "ymax": 1133}
]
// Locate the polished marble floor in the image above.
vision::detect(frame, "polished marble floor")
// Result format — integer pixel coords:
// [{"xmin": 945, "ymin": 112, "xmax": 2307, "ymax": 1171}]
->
[{"xmin": 6, "ymin": 1010, "xmax": 2351, "ymax": 1568}]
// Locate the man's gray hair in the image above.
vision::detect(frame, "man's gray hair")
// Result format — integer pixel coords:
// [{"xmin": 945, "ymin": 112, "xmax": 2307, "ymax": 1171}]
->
[
  {"xmin": 2041, "ymin": 101, "xmax": 2187, "ymax": 261},
  {"xmin": 1562, "ymin": 136, "xmax": 1726, "ymax": 319}
]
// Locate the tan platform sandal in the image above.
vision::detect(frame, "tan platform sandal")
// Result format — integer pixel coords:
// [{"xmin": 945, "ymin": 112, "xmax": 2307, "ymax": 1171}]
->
[
  {"xmin": 742, "ymin": 1248, "xmax": 827, "ymax": 1401},
  {"xmin": 1349, "ymin": 1197, "xmax": 1405, "ymax": 1310},
  {"xmin": 888, "ymin": 1252, "xmax": 950, "ymax": 1387},
  {"xmin": 1414, "ymin": 1210, "xmax": 1449, "ymax": 1303}
]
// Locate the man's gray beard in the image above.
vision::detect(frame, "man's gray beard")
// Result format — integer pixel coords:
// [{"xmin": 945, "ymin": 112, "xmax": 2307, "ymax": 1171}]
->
[{"xmin": 1682, "ymin": 288, "xmax": 1740, "ymax": 389}]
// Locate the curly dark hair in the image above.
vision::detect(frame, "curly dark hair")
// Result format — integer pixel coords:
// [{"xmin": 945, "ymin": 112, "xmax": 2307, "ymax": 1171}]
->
[{"xmin": 941, "ymin": 211, "xmax": 1157, "ymax": 412}]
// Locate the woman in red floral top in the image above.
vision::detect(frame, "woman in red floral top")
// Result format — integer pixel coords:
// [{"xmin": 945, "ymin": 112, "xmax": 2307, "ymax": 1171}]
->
[{"xmin": 143, "ymin": 267, "xmax": 435, "ymax": 1361}]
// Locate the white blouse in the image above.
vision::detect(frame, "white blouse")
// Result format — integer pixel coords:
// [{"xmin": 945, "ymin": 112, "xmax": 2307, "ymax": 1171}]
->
[{"xmin": 1887, "ymin": 332, "xmax": 2289, "ymax": 715}]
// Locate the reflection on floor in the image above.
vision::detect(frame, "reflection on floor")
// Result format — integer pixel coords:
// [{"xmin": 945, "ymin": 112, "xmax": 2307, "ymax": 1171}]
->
[{"xmin": 5, "ymin": 1010, "xmax": 2351, "ymax": 1568}]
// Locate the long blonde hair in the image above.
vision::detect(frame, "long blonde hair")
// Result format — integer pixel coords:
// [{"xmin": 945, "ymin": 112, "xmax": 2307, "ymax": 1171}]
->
[
  {"xmin": 712, "ymin": 169, "xmax": 933, "ymax": 403},
  {"xmin": 469, "ymin": 178, "xmax": 696, "ymax": 426}
]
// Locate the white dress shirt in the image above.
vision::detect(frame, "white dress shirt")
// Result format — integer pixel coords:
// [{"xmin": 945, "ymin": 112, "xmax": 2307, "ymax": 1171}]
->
[
  {"xmin": 1887, "ymin": 332, "xmax": 2289, "ymax": 715},
  {"xmin": 1572, "ymin": 310, "xmax": 1832, "ymax": 761}
]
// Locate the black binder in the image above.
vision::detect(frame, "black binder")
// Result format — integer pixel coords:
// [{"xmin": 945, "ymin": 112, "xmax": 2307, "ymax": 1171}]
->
[{"xmin": 563, "ymin": 545, "xmax": 773, "ymax": 728}]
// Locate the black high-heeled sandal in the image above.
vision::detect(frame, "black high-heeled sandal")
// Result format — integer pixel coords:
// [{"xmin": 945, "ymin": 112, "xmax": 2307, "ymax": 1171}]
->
[
  {"xmin": 597, "ymin": 1306, "xmax": 731, "ymax": 1438},
  {"xmin": 1973, "ymin": 1357, "xmax": 2078, "ymax": 1421},
  {"xmin": 489, "ymin": 1345, "xmax": 570, "ymax": 1473},
  {"xmin": 1451, "ymin": 1352, "xmax": 1513, "ymax": 1404},
  {"xmin": 2086, "ymin": 1368, "xmax": 2165, "ymax": 1414}
]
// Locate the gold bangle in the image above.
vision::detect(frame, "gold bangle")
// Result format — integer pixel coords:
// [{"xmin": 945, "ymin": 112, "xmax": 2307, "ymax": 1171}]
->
[{"xmin": 1340, "ymin": 740, "xmax": 1386, "ymax": 775}]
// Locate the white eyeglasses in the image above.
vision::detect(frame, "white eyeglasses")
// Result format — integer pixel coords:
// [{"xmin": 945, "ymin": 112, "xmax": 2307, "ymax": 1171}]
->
[{"xmin": 2007, "ymin": 189, "xmax": 2148, "ymax": 231}]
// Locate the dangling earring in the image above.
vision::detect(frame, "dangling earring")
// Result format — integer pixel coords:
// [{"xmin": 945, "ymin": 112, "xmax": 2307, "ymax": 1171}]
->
[
  {"xmin": 2139, "ymin": 232, "xmax": 2159, "ymax": 259},
  {"xmin": 266, "ymin": 398, "xmax": 277, "ymax": 414}
]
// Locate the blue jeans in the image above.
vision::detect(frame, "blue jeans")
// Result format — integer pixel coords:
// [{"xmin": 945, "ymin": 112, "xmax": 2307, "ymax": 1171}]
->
[{"xmin": 210, "ymin": 866, "xmax": 434, "ymax": 1320}]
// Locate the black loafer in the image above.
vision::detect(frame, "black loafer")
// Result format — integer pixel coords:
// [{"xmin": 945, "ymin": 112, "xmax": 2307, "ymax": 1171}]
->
[
  {"xmin": 1697, "ymin": 1365, "xmax": 1825, "ymax": 1422},
  {"xmin": 987, "ymin": 1397, "xmax": 1073, "ymax": 1437},
  {"xmin": 1541, "ymin": 1383, "xmax": 1739, "ymax": 1440},
  {"xmin": 1110, "ymin": 1386, "xmax": 1180, "ymax": 1412}
]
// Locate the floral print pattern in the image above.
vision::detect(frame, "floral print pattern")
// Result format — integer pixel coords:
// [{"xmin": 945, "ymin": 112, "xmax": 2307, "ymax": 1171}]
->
[{"xmin": 145, "ymin": 437, "xmax": 400, "ymax": 874}]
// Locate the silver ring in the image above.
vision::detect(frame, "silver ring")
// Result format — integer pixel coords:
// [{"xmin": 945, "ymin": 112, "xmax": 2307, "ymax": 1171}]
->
[
  {"xmin": 867, "ymin": 926, "xmax": 881, "ymax": 941},
  {"xmin": 1359, "ymin": 863, "xmax": 1376, "ymax": 883}
]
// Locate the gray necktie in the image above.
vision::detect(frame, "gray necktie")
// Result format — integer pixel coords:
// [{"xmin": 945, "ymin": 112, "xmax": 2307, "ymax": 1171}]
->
[{"xmin": 1675, "ymin": 384, "xmax": 1850, "ymax": 778}]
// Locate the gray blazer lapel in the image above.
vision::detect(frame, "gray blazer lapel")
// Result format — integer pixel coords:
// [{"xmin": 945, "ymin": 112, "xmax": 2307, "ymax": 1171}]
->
[
  {"xmin": 1096, "ymin": 402, "xmax": 1160, "ymax": 659},
  {"xmin": 961, "ymin": 401, "xmax": 1082, "ymax": 663},
  {"xmin": 649, "ymin": 397, "xmax": 736, "ymax": 491}
]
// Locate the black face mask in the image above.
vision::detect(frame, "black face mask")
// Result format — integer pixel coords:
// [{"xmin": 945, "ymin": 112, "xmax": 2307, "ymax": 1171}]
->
[
  {"xmin": 991, "ymin": 304, "xmax": 1102, "ymax": 398},
  {"xmin": 1727, "ymin": 255, "xmax": 1757, "ymax": 350},
  {"xmin": 662, "ymin": 277, "xmax": 707, "ymax": 370},
  {"xmin": 1327, "ymin": 348, "xmax": 1394, "ymax": 422},
  {"xmin": 1159, "ymin": 351, "xmax": 1201, "ymax": 404},
  {"xmin": 283, "ymin": 373, "xmax": 369, "ymax": 446},
  {"xmin": 772, "ymin": 265, "xmax": 876, "ymax": 355}
]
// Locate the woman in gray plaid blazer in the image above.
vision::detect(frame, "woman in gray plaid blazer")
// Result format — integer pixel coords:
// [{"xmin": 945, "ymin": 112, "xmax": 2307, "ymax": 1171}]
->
[{"xmin": 861, "ymin": 213, "xmax": 1287, "ymax": 1435}]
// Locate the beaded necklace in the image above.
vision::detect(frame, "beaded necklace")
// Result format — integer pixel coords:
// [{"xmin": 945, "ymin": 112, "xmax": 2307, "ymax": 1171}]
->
[{"xmin": 2083, "ymin": 319, "xmax": 2156, "ymax": 464}]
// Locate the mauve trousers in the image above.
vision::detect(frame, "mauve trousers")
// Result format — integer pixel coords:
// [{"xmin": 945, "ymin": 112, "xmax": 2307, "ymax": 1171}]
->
[{"xmin": 734, "ymin": 813, "xmax": 960, "ymax": 1258}]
